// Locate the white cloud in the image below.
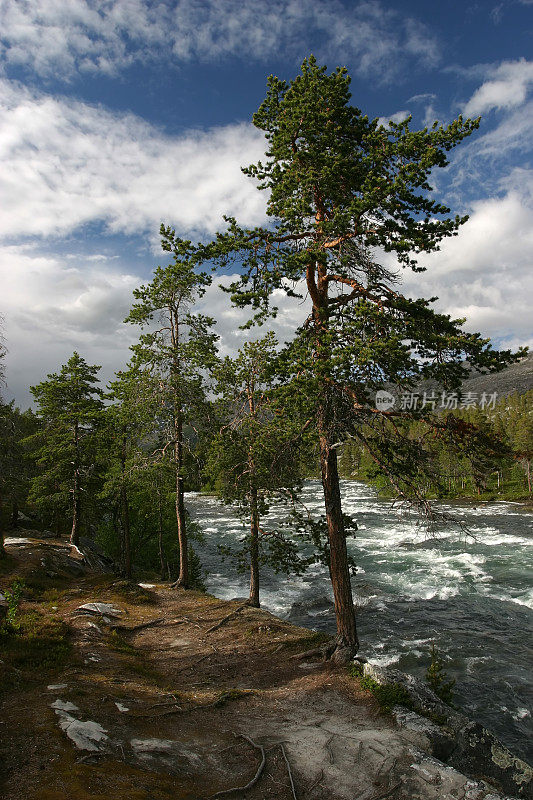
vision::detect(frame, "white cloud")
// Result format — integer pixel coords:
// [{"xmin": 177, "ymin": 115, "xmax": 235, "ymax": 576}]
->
[
  {"xmin": 0, "ymin": 244, "xmax": 141, "ymax": 405},
  {"xmin": 401, "ymin": 171, "xmax": 533, "ymax": 350},
  {"xmin": 0, "ymin": 79, "xmax": 267, "ymax": 239},
  {"xmin": 0, "ymin": 0, "xmax": 439, "ymax": 81},
  {"xmin": 0, "ymin": 243, "xmax": 307, "ymax": 407},
  {"xmin": 464, "ymin": 58, "xmax": 533, "ymax": 116},
  {"xmin": 376, "ymin": 110, "xmax": 410, "ymax": 127}
]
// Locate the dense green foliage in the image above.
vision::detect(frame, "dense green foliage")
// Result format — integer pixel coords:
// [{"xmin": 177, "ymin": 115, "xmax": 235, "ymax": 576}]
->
[
  {"xmin": 338, "ymin": 390, "xmax": 533, "ymax": 501},
  {"xmin": 28, "ymin": 352, "xmax": 105, "ymax": 544}
]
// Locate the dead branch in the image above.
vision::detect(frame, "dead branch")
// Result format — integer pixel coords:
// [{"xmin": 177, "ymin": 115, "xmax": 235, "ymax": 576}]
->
[
  {"xmin": 206, "ymin": 603, "xmax": 248, "ymax": 633},
  {"xmin": 210, "ymin": 734, "xmax": 266, "ymax": 798}
]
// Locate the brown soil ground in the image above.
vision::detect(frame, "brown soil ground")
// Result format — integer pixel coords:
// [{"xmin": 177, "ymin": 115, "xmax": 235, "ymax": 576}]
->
[{"xmin": 0, "ymin": 534, "xmax": 511, "ymax": 800}]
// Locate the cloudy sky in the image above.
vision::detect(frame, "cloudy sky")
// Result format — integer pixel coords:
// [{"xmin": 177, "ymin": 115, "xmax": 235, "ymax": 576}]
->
[{"xmin": 1, "ymin": 0, "xmax": 532, "ymax": 406}]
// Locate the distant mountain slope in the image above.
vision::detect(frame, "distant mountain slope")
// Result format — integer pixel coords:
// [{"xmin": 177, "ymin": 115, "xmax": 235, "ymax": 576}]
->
[{"xmin": 461, "ymin": 353, "xmax": 533, "ymax": 398}]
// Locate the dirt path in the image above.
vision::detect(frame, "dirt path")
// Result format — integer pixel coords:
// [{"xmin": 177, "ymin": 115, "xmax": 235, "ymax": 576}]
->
[{"xmin": 0, "ymin": 534, "xmax": 519, "ymax": 800}]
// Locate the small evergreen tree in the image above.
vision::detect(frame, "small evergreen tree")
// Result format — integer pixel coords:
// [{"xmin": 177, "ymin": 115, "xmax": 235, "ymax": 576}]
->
[
  {"xmin": 125, "ymin": 226, "xmax": 218, "ymax": 587},
  {"xmin": 209, "ymin": 333, "xmax": 309, "ymax": 607},
  {"xmin": 0, "ymin": 403, "xmax": 38, "ymax": 532},
  {"xmin": 100, "ymin": 366, "xmax": 157, "ymax": 578},
  {"xmin": 28, "ymin": 352, "xmax": 104, "ymax": 545}
]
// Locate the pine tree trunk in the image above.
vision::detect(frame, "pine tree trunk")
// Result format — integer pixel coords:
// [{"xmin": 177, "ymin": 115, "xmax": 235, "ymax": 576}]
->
[
  {"xmin": 71, "ymin": 470, "xmax": 81, "ymax": 546},
  {"xmin": 157, "ymin": 488, "xmax": 165, "ymax": 580},
  {"xmin": 249, "ymin": 486, "xmax": 260, "ymax": 608},
  {"xmin": 121, "ymin": 486, "xmax": 132, "ymax": 579},
  {"xmin": 308, "ymin": 250, "xmax": 358, "ymax": 658},
  {"xmin": 0, "ymin": 497, "xmax": 6, "ymax": 558},
  {"xmin": 120, "ymin": 440, "xmax": 132, "ymax": 579},
  {"xmin": 11, "ymin": 499, "xmax": 18, "ymax": 529},
  {"xmin": 319, "ymin": 422, "xmax": 359, "ymax": 655},
  {"xmin": 173, "ymin": 415, "xmax": 188, "ymax": 588},
  {"xmin": 70, "ymin": 421, "xmax": 81, "ymax": 546}
]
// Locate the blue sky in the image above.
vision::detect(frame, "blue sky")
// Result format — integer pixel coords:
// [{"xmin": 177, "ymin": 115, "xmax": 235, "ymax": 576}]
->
[{"xmin": 1, "ymin": 0, "xmax": 532, "ymax": 405}]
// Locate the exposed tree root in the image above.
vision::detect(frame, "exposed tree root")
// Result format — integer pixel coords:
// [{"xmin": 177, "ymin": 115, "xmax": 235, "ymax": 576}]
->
[
  {"xmin": 369, "ymin": 780, "xmax": 403, "ymax": 800},
  {"xmin": 206, "ymin": 603, "xmax": 248, "ymax": 633},
  {"xmin": 210, "ymin": 734, "xmax": 266, "ymax": 798},
  {"xmin": 290, "ymin": 640, "xmax": 335, "ymax": 661},
  {"xmin": 109, "ymin": 618, "xmax": 164, "ymax": 633},
  {"xmin": 280, "ymin": 743, "xmax": 298, "ymax": 800},
  {"xmin": 307, "ymin": 768, "xmax": 324, "ymax": 794}
]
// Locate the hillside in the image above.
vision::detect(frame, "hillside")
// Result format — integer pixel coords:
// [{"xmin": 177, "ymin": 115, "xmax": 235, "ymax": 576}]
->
[{"xmin": 461, "ymin": 353, "xmax": 533, "ymax": 398}]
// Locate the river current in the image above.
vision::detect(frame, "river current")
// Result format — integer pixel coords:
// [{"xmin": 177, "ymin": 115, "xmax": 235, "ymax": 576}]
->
[{"xmin": 186, "ymin": 480, "xmax": 533, "ymax": 762}]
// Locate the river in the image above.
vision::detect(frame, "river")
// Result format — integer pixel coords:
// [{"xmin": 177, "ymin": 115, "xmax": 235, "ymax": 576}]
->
[{"xmin": 186, "ymin": 480, "xmax": 533, "ymax": 763}]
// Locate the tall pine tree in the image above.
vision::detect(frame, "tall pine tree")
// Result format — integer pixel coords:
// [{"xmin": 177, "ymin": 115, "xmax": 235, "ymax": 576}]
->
[
  {"xmin": 209, "ymin": 333, "xmax": 309, "ymax": 607},
  {"xmin": 205, "ymin": 57, "xmax": 523, "ymax": 659},
  {"xmin": 29, "ymin": 352, "xmax": 104, "ymax": 545},
  {"xmin": 125, "ymin": 226, "xmax": 218, "ymax": 588}
]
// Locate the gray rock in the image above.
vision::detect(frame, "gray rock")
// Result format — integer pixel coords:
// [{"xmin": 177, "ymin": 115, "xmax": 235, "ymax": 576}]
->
[
  {"xmin": 55, "ymin": 711, "xmax": 109, "ymax": 752},
  {"xmin": 51, "ymin": 699, "xmax": 80, "ymax": 712},
  {"xmin": 363, "ymin": 662, "xmax": 533, "ymax": 799},
  {"xmin": 75, "ymin": 602, "xmax": 123, "ymax": 618}
]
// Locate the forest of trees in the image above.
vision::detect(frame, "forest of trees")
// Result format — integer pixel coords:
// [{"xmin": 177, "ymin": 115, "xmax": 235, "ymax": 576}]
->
[{"xmin": 0, "ymin": 58, "xmax": 530, "ymax": 660}]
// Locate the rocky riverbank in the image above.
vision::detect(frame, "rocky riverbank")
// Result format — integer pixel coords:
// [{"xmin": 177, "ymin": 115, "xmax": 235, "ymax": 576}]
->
[{"xmin": 0, "ymin": 531, "xmax": 531, "ymax": 800}]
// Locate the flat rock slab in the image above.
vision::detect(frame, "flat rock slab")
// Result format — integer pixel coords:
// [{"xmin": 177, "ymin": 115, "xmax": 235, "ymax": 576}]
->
[
  {"xmin": 54, "ymin": 710, "xmax": 109, "ymax": 752},
  {"xmin": 75, "ymin": 602, "xmax": 123, "ymax": 618},
  {"xmin": 4, "ymin": 538, "xmax": 32, "ymax": 546},
  {"xmin": 51, "ymin": 700, "xmax": 79, "ymax": 713}
]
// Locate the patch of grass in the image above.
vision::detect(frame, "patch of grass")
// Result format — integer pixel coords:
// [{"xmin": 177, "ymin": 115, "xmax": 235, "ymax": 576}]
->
[
  {"xmin": 0, "ymin": 609, "xmax": 72, "ymax": 693},
  {"xmin": 358, "ymin": 674, "xmax": 414, "ymax": 712},
  {"xmin": 348, "ymin": 661, "xmax": 364, "ymax": 678},
  {"xmin": 107, "ymin": 630, "xmax": 138, "ymax": 656},
  {"xmin": 109, "ymin": 580, "xmax": 158, "ymax": 606},
  {"xmin": 41, "ymin": 587, "xmax": 67, "ymax": 603},
  {"xmin": 349, "ymin": 666, "xmax": 449, "ymax": 726}
]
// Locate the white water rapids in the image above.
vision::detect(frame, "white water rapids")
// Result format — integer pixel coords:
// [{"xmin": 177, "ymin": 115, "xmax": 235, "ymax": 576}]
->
[{"xmin": 187, "ymin": 479, "xmax": 533, "ymax": 762}]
